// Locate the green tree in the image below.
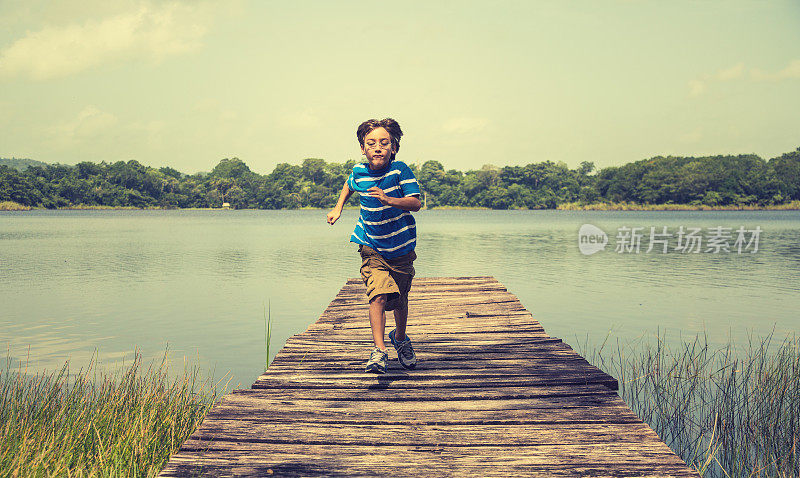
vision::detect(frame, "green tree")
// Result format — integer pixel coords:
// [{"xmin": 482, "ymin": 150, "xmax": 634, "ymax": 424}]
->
[
  {"xmin": 769, "ymin": 148, "xmax": 800, "ymax": 200},
  {"xmin": 577, "ymin": 161, "xmax": 595, "ymax": 176},
  {"xmin": 159, "ymin": 166, "xmax": 182, "ymax": 179},
  {"xmin": 210, "ymin": 158, "xmax": 252, "ymax": 180},
  {"xmin": 301, "ymin": 158, "xmax": 328, "ymax": 184}
]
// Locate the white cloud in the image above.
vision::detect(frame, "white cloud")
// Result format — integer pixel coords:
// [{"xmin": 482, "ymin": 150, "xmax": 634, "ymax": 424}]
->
[
  {"xmin": 0, "ymin": 1, "xmax": 211, "ymax": 80},
  {"xmin": 688, "ymin": 79, "xmax": 706, "ymax": 97},
  {"xmin": 48, "ymin": 106, "xmax": 118, "ymax": 149},
  {"xmin": 689, "ymin": 60, "xmax": 800, "ymax": 96},
  {"xmin": 129, "ymin": 119, "xmax": 168, "ymax": 149},
  {"xmin": 688, "ymin": 62, "xmax": 744, "ymax": 97},
  {"xmin": 716, "ymin": 62, "xmax": 744, "ymax": 81},
  {"xmin": 43, "ymin": 106, "xmax": 181, "ymax": 160},
  {"xmin": 56, "ymin": 106, "xmax": 117, "ymax": 137},
  {"xmin": 442, "ymin": 117, "xmax": 488, "ymax": 134},
  {"xmin": 751, "ymin": 59, "xmax": 800, "ymax": 81}
]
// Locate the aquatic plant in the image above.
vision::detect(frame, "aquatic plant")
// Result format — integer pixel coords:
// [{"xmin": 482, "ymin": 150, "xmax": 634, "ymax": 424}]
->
[
  {"xmin": 0, "ymin": 346, "xmax": 227, "ymax": 477},
  {"xmin": 0, "ymin": 201, "xmax": 31, "ymax": 211},
  {"xmin": 264, "ymin": 300, "xmax": 273, "ymax": 371},
  {"xmin": 580, "ymin": 331, "xmax": 800, "ymax": 477}
]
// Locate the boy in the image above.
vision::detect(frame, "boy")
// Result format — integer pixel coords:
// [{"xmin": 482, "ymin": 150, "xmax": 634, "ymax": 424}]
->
[{"xmin": 327, "ymin": 118, "xmax": 422, "ymax": 374}]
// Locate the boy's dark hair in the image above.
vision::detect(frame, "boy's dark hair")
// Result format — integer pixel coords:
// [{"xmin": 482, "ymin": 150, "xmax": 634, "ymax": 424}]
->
[{"xmin": 357, "ymin": 118, "xmax": 403, "ymax": 156}]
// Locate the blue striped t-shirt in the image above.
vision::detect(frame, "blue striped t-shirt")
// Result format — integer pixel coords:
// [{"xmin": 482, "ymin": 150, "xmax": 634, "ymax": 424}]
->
[{"xmin": 347, "ymin": 160, "xmax": 421, "ymax": 259}]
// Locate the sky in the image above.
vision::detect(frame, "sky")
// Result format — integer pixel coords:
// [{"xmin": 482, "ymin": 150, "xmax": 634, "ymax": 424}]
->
[{"xmin": 1, "ymin": 0, "xmax": 799, "ymax": 174}]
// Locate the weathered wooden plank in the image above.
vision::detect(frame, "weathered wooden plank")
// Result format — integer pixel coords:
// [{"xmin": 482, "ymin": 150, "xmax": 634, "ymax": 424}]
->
[
  {"xmin": 341, "ymin": 276, "xmax": 498, "ymax": 286},
  {"xmin": 281, "ymin": 336, "xmax": 562, "ymax": 348},
  {"xmin": 186, "ymin": 421, "xmax": 670, "ymax": 447},
  {"xmin": 315, "ymin": 310, "xmax": 536, "ymax": 321},
  {"xmin": 269, "ymin": 347, "xmax": 590, "ymax": 365},
  {"xmin": 304, "ymin": 326, "xmax": 546, "ymax": 338},
  {"xmin": 330, "ymin": 292, "xmax": 520, "ymax": 305},
  {"xmin": 308, "ymin": 315, "xmax": 541, "ymax": 327},
  {"xmin": 266, "ymin": 357, "xmax": 594, "ymax": 374},
  {"xmin": 319, "ymin": 308, "xmax": 534, "ymax": 318},
  {"xmin": 331, "ymin": 288, "xmax": 513, "ymax": 301},
  {"xmin": 283, "ymin": 337, "xmax": 555, "ymax": 347},
  {"xmin": 290, "ymin": 331, "xmax": 550, "ymax": 343},
  {"xmin": 169, "ymin": 442, "xmax": 681, "ymax": 461},
  {"xmin": 222, "ymin": 384, "xmax": 616, "ymax": 402},
  {"xmin": 260, "ymin": 358, "xmax": 606, "ymax": 377},
  {"xmin": 342, "ymin": 276, "xmax": 497, "ymax": 284},
  {"xmin": 331, "ymin": 288, "xmax": 516, "ymax": 300},
  {"xmin": 275, "ymin": 336, "xmax": 567, "ymax": 351},
  {"xmin": 317, "ymin": 308, "xmax": 533, "ymax": 322},
  {"xmin": 312, "ymin": 318, "xmax": 540, "ymax": 330},
  {"xmin": 202, "ymin": 394, "xmax": 632, "ymax": 418},
  {"xmin": 312, "ymin": 318, "xmax": 541, "ymax": 331},
  {"xmin": 324, "ymin": 296, "xmax": 526, "ymax": 309},
  {"xmin": 339, "ymin": 278, "xmax": 504, "ymax": 287},
  {"xmin": 159, "ymin": 443, "xmax": 697, "ymax": 478},
  {"xmin": 199, "ymin": 407, "xmax": 641, "ymax": 427},
  {"xmin": 273, "ymin": 348, "xmax": 569, "ymax": 362},
  {"xmin": 320, "ymin": 326, "xmax": 548, "ymax": 336},
  {"xmin": 252, "ymin": 374, "xmax": 619, "ymax": 391},
  {"xmin": 323, "ymin": 300, "xmax": 516, "ymax": 310}
]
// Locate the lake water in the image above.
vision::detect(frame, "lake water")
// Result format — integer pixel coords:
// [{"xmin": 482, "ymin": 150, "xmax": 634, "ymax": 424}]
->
[{"xmin": 1, "ymin": 209, "xmax": 798, "ymax": 390}]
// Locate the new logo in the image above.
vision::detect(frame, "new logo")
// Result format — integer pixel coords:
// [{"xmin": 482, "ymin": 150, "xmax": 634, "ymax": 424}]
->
[{"xmin": 578, "ymin": 224, "xmax": 608, "ymax": 255}]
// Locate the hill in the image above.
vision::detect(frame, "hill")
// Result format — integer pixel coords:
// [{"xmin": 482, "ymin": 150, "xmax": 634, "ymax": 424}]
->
[{"xmin": 0, "ymin": 157, "xmax": 50, "ymax": 171}]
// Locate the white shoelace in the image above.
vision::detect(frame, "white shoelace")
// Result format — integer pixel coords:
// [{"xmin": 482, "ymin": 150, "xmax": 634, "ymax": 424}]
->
[{"xmin": 369, "ymin": 348, "xmax": 387, "ymax": 362}]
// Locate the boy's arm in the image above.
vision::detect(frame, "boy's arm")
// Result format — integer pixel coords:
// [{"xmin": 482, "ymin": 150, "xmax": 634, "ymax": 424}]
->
[
  {"xmin": 367, "ymin": 188, "xmax": 421, "ymax": 212},
  {"xmin": 367, "ymin": 162, "xmax": 422, "ymax": 212},
  {"xmin": 327, "ymin": 181, "xmax": 354, "ymax": 225}
]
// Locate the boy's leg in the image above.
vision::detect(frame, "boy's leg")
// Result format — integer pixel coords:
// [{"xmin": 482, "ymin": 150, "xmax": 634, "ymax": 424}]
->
[
  {"xmin": 392, "ymin": 304, "xmax": 408, "ymax": 342},
  {"xmin": 391, "ymin": 270, "xmax": 413, "ymax": 342},
  {"xmin": 389, "ymin": 297, "xmax": 416, "ymax": 370},
  {"xmin": 369, "ymin": 294, "xmax": 388, "ymax": 350}
]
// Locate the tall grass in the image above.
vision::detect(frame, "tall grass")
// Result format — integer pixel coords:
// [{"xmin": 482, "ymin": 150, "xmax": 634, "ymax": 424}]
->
[
  {"xmin": 0, "ymin": 201, "xmax": 31, "ymax": 211},
  {"xmin": 264, "ymin": 300, "xmax": 273, "ymax": 371},
  {"xmin": 0, "ymin": 346, "xmax": 228, "ymax": 477},
  {"xmin": 579, "ymin": 331, "xmax": 800, "ymax": 477}
]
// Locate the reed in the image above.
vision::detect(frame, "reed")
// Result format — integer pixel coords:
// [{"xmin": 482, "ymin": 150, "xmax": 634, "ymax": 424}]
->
[
  {"xmin": 0, "ymin": 346, "xmax": 227, "ymax": 477},
  {"xmin": 0, "ymin": 201, "xmax": 31, "ymax": 211},
  {"xmin": 264, "ymin": 300, "xmax": 273, "ymax": 371},
  {"xmin": 579, "ymin": 331, "xmax": 800, "ymax": 477}
]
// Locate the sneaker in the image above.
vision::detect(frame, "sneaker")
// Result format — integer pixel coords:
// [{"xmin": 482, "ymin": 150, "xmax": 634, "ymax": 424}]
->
[
  {"xmin": 389, "ymin": 329, "xmax": 417, "ymax": 369},
  {"xmin": 365, "ymin": 347, "xmax": 388, "ymax": 374}
]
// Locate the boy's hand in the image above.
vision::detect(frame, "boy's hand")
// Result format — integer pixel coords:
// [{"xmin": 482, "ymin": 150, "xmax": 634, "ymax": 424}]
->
[
  {"xmin": 327, "ymin": 209, "xmax": 341, "ymax": 225},
  {"xmin": 366, "ymin": 188, "xmax": 421, "ymax": 211},
  {"xmin": 367, "ymin": 187, "xmax": 390, "ymax": 205}
]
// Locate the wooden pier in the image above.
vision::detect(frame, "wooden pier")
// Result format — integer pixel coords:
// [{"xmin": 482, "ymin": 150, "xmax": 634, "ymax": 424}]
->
[{"xmin": 159, "ymin": 277, "xmax": 698, "ymax": 477}]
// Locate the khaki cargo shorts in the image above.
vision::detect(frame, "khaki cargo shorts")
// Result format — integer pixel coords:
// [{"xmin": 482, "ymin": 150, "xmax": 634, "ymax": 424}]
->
[{"xmin": 358, "ymin": 244, "xmax": 416, "ymax": 311}]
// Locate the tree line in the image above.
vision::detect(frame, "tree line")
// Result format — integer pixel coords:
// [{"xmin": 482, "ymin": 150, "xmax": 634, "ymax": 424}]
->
[{"xmin": 1, "ymin": 147, "xmax": 798, "ymax": 209}]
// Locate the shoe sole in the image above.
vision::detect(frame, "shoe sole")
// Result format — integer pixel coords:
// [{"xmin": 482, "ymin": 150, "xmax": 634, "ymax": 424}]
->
[{"xmin": 365, "ymin": 365, "xmax": 386, "ymax": 374}]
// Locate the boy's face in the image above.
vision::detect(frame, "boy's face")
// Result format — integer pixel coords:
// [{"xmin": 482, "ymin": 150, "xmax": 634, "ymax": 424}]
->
[{"xmin": 360, "ymin": 127, "xmax": 393, "ymax": 170}]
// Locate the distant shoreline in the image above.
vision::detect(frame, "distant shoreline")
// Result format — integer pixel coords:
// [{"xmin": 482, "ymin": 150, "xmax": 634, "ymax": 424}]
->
[
  {"xmin": 555, "ymin": 200, "xmax": 800, "ymax": 211},
  {"xmin": 2, "ymin": 201, "xmax": 799, "ymax": 212}
]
